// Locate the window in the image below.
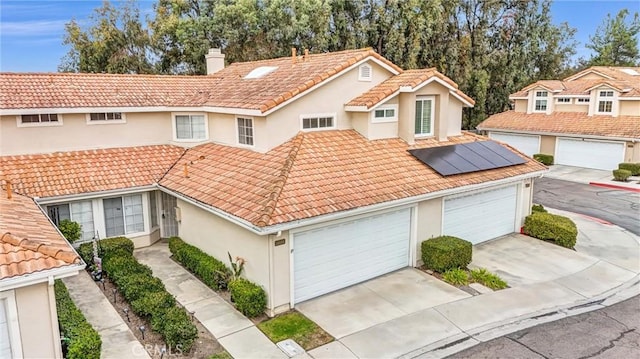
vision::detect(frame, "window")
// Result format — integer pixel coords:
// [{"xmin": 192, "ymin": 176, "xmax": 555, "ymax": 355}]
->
[
  {"xmin": 372, "ymin": 106, "xmax": 398, "ymax": 123},
  {"xmin": 48, "ymin": 204, "xmax": 70, "ymax": 226},
  {"xmin": 577, "ymin": 98, "xmax": 590, "ymax": 104},
  {"xmin": 597, "ymin": 90, "xmax": 614, "ymax": 113},
  {"xmin": 21, "ymin": 114, "xmax": 58, "ymax": 124},
  {"xmin": 149, "ymin": 191, "xmax": 158, "ymax": 228},
  {"xmin": 555, "ymin": 98, "xmax": 571, "ymax": 104},
  {"xmin": 70, "ymin": 201, "xmax": 95, "ymax": 241},
  {"xmin": 358, "ymin": 64, "xmax": 372, "ymax": 81},
  {"xmin": 123, "ymin": 195, "xmax": 144, "ymax": 233},
  {"xmin": 89, "ymin": 112, "xmax": 122, "ymax": 121},
  {"xmin": 103, "ymin": 194, "xmax": 145, "ymax": 237},
  {"xmin": 237, "ymin": 117, "xmax": 254, "ymax": 145},
  {"xmin": 301, "ymin": 115, "xmax": 335, "ymax": 130},
  {"xmin": 415, "ymin": 96, "xmax": 434, "ymax": 136},
  {"xmin": 175, "ymin": 114, "xmax": 206, "ymax": 140},
  {"xmin": 534, "ymin": 91, "xmax": 548, "ymax": 112}
]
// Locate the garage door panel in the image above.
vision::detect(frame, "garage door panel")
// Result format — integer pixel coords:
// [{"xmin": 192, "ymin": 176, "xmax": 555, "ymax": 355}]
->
[
  {"xmin": 489, "ymin": 133, "xmax": 540, "ymax": 157},
  {"xmin": 293, "ymin": 208, "xmax": 411, "ymax": 303},
  {"xmin": 556, "ymin": 138, "xmax": 624, "ymax": 170}
]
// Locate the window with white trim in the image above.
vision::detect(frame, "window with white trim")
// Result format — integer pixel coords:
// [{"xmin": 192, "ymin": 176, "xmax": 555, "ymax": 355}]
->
[
  {"xmin": 123, "ymin": 195, "xmax": 144, "ymax": 233},
  {"xmin": 415, "ymin": 96, "xmax": 434, "ymax": 136},
  {"xmin": 21, "ymin": 114, "xmax": 59, "ymax": 124},
  {"xmin": 372, "ymin": 106, "xmax": 398, "ymax": 123},
  {"xmin": 47, "ymin": 201, "xmax": 94, "ymax": 242},
  {"xmin": 90, "ymin": 112, "xmax": 122, "ymax": 121},
  {"xmin": 175, "ymin": 114, "xmax": 206, "ymax": 140},
  {"xmin": 301, "ymin": 115, "xmax": 334, "ymax": 130},
  {"xmin": 149, "ymin": 191, "xmax": 158, "ymax": 228},
  {"xmin": 577, "ymin": 98, "xmax": 590, "ymax": 104},
  {"xmin": 555, "ymin": 97, "xmax": 571, "ymax": 104},
  {"xmin": 358, "ymin": 64, "xmax": 372, "ymax": 81},
  {"xmin": 237, "ymin": 117, "xmax": 254, "ymax": 145},
  {"xmin": 596, "ymin": 90, "xmax": 614, "ymax": 113},
  {"xmin": 534, "ymin": 91, "xmax": 548, "ymax": 112}
]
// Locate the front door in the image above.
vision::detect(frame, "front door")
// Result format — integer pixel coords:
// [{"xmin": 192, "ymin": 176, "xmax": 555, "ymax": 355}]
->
[
  {"xmin": 161, "ymin": 192, "xmax": 179, "ymax": 238},
  {"xmin": 103, "ymin": 197, "xmax": 125, "ymax": 237}
]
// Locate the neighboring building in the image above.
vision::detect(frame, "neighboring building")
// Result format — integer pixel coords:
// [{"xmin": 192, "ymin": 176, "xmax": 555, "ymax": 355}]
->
[
  {"xmin": 1, "ymin": 48, "xmax": 546, "ymax": 315},
  {"xmin": 478, "ymin": 66, "xmax": 640, "ymax": 170},
  {"xmin": 0, "ymin": 189, "xmax": 84, "ymax": 358}
]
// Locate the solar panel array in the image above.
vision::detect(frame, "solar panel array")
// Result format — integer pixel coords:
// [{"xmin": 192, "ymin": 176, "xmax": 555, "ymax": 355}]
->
[{"xmin": 408, "ymin": 141, "xmax": 526, "ymax": 176}]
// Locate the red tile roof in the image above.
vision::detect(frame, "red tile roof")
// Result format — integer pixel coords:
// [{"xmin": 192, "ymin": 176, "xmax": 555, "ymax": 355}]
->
[
  {"xmin": 0, "ymin": 145, "xmax": 185, "ymax": 198},
  {"xmin": 346, "ymin": 69, "xmax": 474, "ymax": 108},
  {"xmin": 477, "ymin": 111, "xmax": 640, "ymax": 139},
  {"xmin": 160, "ymin": 130, "xmax": 545, "ymax": 227},
  {"xmin": 0, "ymin": 191, "xmax": 80, "ymax": 280},
  {"xmin": 1, "ymin": 48, "xmax": 401, "ymax": 113}
]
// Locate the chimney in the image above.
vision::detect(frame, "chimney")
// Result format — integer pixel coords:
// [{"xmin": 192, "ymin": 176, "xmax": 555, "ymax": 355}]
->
[
  {"xmin": 291, "ymin": 48, "xmax": 297, "ymax": 64},
  {"xmin": 303, "ymin": 49, "xmax": 309, "ymax": 61},
  {"xmin": 205, "ymin": 48, "xmax": 225, "ymax": 74}
]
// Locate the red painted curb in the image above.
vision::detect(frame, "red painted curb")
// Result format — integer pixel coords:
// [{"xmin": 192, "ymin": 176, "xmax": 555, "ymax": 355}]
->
[
  {"xmin": 589, "ymin": 182, "xmax": 640, "ymax": 193},
  {"xmin": 576, "ymin": 213, "xmax": 612, "ymax": 225}
]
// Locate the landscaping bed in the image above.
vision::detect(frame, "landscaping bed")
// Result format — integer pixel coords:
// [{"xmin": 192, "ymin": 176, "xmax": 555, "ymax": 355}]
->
[{"xmin": 257, "ymin": 311, "xmax": 333, "ymax": 351}]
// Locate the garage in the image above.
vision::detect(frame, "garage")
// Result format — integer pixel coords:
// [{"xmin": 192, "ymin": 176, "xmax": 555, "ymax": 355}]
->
[
  {"xmin": 292, "ymin": 208, "xmax": 411, "ymax": 304},
  {"xmin": 443, "ymin": 185, "xmax": 518, "ymax": 245},
  {"xmin": 556, "ymin": 138, "xmax": 625, "ymax": 170},
  {"xmin": 489, "ymin": 132, "xmax": 540, "ymax": 157}
]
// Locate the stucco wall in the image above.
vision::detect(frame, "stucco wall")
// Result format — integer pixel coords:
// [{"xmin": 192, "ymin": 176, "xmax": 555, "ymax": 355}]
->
[
  {"xmin": 415, "ymin": 198, "xmax": 443, "ymax": 265},
  {"xmin": 208, "ymin": 113, "xmax": 268, "ymax": 152},
  {"xmin": 540, "ymin": 135, "xmax": 556, "ymax": 155},
  {"xmin": 15, "ymin": 282, "xmax": 60, "ymax": 359},
  {"xmin": 625, "ymin": 142, "xmax": 640, "ymax": 163},
  {"xmin": 554, "ymin": 103, "xmax": 588, "ymax": 113},
  {"xmin": 619, "ymin": 101, "xmax": 640, "ymax": 116},
  {"xmin": 514, "ymin": 99, "xmax": 527, "ymax": 112}
]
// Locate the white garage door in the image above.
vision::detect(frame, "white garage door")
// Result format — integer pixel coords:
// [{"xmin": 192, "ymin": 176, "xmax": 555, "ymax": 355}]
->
[
  {"xmin": 0, "ymin": 300, "xmax": 12, "ymax": 359},
  {"xmin": 444, "ymin": 185, "xmax": 518, "ymax": 245},
  {"xmin": 293, "ymin": 208, "xmax": 411, "ymax": 304},
  {"xmin": 556, "ymin": 138, "xmax": 625, "ymax": 170},
  {"xmin": 489, "ymin": 132, "xmax": 540, "ymax": 157}
]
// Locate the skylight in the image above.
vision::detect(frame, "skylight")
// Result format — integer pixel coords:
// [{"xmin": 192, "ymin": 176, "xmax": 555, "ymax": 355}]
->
[
  {"xmin": 245, "ymin": 66, "xmax": 279, "ymax": 79},
  {"xmin": 620, "ymin": 69, "xmax": 639, "ymax": 76}
]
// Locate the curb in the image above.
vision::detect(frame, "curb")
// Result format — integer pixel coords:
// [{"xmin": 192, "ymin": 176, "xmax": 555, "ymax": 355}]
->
[{"xmin": 589, "ymin": 181, "xmax": 640, "ymax": 193}]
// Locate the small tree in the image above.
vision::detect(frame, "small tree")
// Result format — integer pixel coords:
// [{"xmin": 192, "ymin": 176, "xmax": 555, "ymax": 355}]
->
[{"xmin": 59, "ymin": 219, "xmax": 82, "ymax": 243}]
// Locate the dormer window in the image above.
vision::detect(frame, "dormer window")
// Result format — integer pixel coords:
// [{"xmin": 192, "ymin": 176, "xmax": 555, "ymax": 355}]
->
[
  {"xmin": 534, "ymin": 91, "xmax": 548, "ymax": 112},
  {"xmin": 358, "ymin": 64, "xmax": 372, "ymax": 81},
  {"xmin": 555, "ymin": 97, "xmax": 571, "ymax": 104},
  {"xmin": 301, "ymin": 114, "xmax": 335, "ymax": 130},
  {"xmin": 596, "ymin": 90, "xmax": 614, "ymax": 114},
  {"xmin": 577, "ymin": 98, "xmax": 590, "ymax": 104}
]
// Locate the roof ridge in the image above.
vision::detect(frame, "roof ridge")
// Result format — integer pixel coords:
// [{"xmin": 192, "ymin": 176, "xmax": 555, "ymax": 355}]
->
[
  {"xmin": 0, "ymin": 232, "xmax": 79, "ymax": 264},
  {"xmin": 255, "ymin": 132, "xmax": 305, "ymax": 227}
]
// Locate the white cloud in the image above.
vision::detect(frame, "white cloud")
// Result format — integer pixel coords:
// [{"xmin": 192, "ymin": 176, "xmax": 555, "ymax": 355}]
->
[{"xmin": 0, "ymin": 20, "xmax": 69, "ymax": 36}]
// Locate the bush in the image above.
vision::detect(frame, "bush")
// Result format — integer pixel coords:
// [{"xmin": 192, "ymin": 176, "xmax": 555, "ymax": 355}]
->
[
  {"xmin": 619, "ymin": 162, "xmax": 640, "ymax": 176},
  {"xmin": 78, "ymin": 243, "xmax": 95, "ymax": 266},
  {"xmin": 523, "ymin": 212, "xmax": 578, "ymax": 249},
  {"xmin": 228, "ymin": 278, "xmax": 267, "ymax": 318},
  {"xmin": 103, "ymin": 255, "xmax": 152, "ymax": 282},
  {"xmin": 532, "ymin": 204, "xmax": 547, "ymax": 213},
  {"xmin": 153, "ymin": 307, "xmax": 198, "ymax": 352},
  {"xmin": 59, "ymin": 219, "xmax": 82, "ymax": 243},
  {"xmin": 98, "ymin": 237, "xmax": 134, "ymax": 260},
  {"xmin": 168, "ymin": 237, "xmax": 232, "ymax": 290},
  {"xmin": 613, "ymin": 169, "xmax": 632, "ymax": 182},
  {"xmin": 421, "ymin": 236, "xmax": 472, "ymax": 272},
  {"xmin": 442, "ymin": 268, "xmax": 469, "ymax": 286},
  {"xmin": 470, "ymin": 268, "xmax": 508, "ymax": 290},
  {"xmin": 131, "ymin": 291, "xmax": 176, "ymax": 318},
  {"xmin": 533, "ymin": 153, "xmax": 554, "ymax": 165},
  {"xmin": 118, "ymin": 273, "xmax": 166, "ymax": 302},
  {"xmin": 54, "ymin": 280, "xmax": 101, "ymax": 359}
]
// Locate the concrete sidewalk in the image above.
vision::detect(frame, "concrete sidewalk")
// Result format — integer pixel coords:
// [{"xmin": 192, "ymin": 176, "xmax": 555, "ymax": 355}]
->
[
  {"xmin": 544, "ymin": 164, "xmax": 640, "ymax": 192},
  {"xmin": 134, "ymin": 243, "xmax": 288, "ymax": 359},
  {"xmin": 62, "ymin": 272, "xmax": 150, "ymax": 359}
]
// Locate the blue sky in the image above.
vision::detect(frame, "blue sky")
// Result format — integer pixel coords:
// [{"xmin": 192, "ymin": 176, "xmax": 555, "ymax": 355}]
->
[{"xmin": 0, "ymin": 0, "xmax": 638, "ymax": 72}]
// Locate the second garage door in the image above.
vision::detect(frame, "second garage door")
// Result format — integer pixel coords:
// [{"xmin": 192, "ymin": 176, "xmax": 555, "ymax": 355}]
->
[
  {"xmin": 292, "ymin": 208, "xmax": 411, "ymax": 304},
  {"xmin": 489, "ymin": 132, "xmax": 540, "ymax": 157},
  {"xmin": 556, "ymin": 138, "xmax": 625, "ymax": 170},
  {"xmin": 443, "ymin": 185, "xmax": 518, "ymax": 245}
]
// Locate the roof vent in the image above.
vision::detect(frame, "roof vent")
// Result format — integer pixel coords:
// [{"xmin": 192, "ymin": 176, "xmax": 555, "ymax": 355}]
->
[
  {"xmin": 620, "ymin": 68, "xmax": 639, "ymax": 76},
  {"xmin": 245, "ymin": 66, "xmax": 279, "ymax": 79},
  {"xmin": 358, "ymin": 64, "xmax": 372, "ymax": 81}
]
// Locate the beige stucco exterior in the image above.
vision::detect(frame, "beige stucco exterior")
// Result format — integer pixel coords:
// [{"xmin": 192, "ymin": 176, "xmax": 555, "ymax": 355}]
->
[
  {"xmin": 620, "ymin": 101, "xmax": 640, "ymax": 116},
  {"xmin": 14, "ymin": 282, "xmax": 61, "ymax": 358},
  {"xmin": 514, "ymin": 99, "xmax": 527, "ymax": 112},
  {"xmin": 540, "ymin": 135, "xmax": 556, "ymax": 156}
]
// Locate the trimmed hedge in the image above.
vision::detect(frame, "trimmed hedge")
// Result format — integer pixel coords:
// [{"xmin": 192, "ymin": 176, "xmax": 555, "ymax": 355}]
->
[
  {"xmin": 228, "ymin": 278, "xmax": 267, "ymax": 318},
  {"xmin": 54, "ymin": 280, "xmax": 102, "ymax": 359},
  {"xmin": 533, "ymin": 153, "xmax": 554, "ymax": 166},
  {"xmin": 168, "ymin": 237, "xmax": 231, "ymax": 290},
  {"xmin": 78, "ymin": 242, "xmax": 94, "ymax": 266},
  {"xmin": 523, "ymin": 212, "xmax": 578, "ymax": 249},
  {"xmin": 532, "ymin": 204, "xmax": 547, "ymax": 213},
  {"xmin": 77, "ymin": 236, "xmax": 134, "ymax": 266},
  {"xmin": 421, "ymin": 236, "xmax": 472, "ymax": 272},
  {"xmin": 619, "ymin": 162, "xmax": 640, "ymax": 176},
  {"xmin": 613, "ymin": 169, "xmax": 632, "ymax": 182}
]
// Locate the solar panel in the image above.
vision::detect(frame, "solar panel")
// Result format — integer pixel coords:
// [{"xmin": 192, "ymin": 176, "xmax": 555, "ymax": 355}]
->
[{"xmin": 408, "ymin": 140, "xmax": 526, "ymax": 176}]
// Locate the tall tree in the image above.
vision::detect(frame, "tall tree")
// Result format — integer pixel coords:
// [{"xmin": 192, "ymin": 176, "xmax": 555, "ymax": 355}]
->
[
  {"xmin": 586, "ymin": 9, "xmax": 640, "ymax": 66},
  {"xmin": 59, "ymin": 0, "xmax": 155, "ymax": 73}
]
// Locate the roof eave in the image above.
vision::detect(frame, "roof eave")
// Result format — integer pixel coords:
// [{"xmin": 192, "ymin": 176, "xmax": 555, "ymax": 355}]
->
[
  {"xmin": 477, "ymin": 127, "xmax": 640, "ymax": 142},
  {"xmin": 0, "ymin": 262, "xmax": 84, "ymax": 291}
]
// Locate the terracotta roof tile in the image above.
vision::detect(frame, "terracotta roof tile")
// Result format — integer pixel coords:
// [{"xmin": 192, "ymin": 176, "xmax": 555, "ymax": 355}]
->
[
  {"xmin": 1, "ymin": 48, "xmax": 401, "ymax": 113},
  {"xmin": 0, "ymin": 192, "xmax": 80, "ymax": 280},
  {"xmin": 0, "ymin": 145, "xmax": 185, "ymax": 198},
  {"xmin": 160, "ymin": 130, "xmax": 545, "ymax": 227},
  {"xmin": 477, "ymin": 111, "xmax": 640, "ymax": 139},
  {"xmin": 347, "ymin": 69, "xmax": 474, "ymax": 108}
]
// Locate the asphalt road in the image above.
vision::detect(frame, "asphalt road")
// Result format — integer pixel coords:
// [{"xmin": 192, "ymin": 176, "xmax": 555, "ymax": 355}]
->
[{"xmin": 447, "ymin": 178, "xmax": 640, "ymax": 359}]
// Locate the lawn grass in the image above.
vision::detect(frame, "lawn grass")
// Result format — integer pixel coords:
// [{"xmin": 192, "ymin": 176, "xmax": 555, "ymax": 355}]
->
[
  {"xmin": 208, "ymin": 351, "xmax": 233, "ymax": 359},
  {"xmin": 257, "ymin": 311, "xmax": 333, "ymax": 350}
]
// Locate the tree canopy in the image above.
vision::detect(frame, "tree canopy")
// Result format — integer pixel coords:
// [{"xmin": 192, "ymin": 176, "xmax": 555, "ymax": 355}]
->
[{"xmin": 586, "ymin": 9, "xmax": 640, "ymax": 66}]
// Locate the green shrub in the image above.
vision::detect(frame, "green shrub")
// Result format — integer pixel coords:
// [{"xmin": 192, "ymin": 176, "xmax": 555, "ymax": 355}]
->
[
  {"xmin": 59, "ymin": 219, "xmax": 82, "ymax": 243},
  {"xmin": 532, "ymin": 204, "xmax": 547, "ymax": 213},
  {"xmin": 523, "ymin": 212, "xmax": 578, "ymax": 248},
  {"xmin": 533, "ymin": 153, "xmax": 554, "ymax": 165},
  {"xmin": 619, "ymin": 162, "xmax": 640, "ymax": 176},
  {"xmin": 470, "ymin": 268, "xmax": 508, "ymax": 290},
  {"xmin": 613, "ymin": 169, "xmax": 632, "ymax": 182},
  {"xmin": 77, "ymin": 243, "xmax": 95, "ymax": 266},
  {"xmin": 442, "ymin": 268, "xmax": 469, "ymax": 286},
  {"xmin": 154, "ymin": 307, "xmax": 198, "ymax": 352},
  {"xmin": 168, "ymin": 237, "xmax": 231, "ymax": 290},
  {"xmin": 98, "ymin": 237, "xmax": 134, "ymax": 259},
  {"xmin": 118, "ymin": 273, "xmax": 166, "ymax": 302},
  {"xmin": 131, "ymin": 291, "xmax": 176, "ymax": 318},
  {"xmin": 103, "ymin": 255, "xmax": 152, "ymax": 282},
  {"xmin": 54, "ymin": 280, "xmax": 101, "ymax": 359},
  {"xmin": 228, "ymin": 278, "xmax": 267, "ymax": 318},
  {"xmin": 421, "ymin": 236, "xmax": 472, "ymax": 272}
]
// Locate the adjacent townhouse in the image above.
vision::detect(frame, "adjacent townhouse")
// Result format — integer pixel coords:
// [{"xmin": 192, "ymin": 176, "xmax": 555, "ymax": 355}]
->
[
  {"xmin": 1, "ymin": 48, "xmax": 546, "ymax": 316},
  {"xmin": 478, "ymin": 66, "xmax": 640, "ymax": 170}
]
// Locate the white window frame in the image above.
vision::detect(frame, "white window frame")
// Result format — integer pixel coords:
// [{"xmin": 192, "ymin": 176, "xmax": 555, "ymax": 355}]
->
[
  {"xmin": 555, "ymin": 97, "xmax": 571, "ymax": 104},
  {"xmin": 299, "ymin": 113, "xmax": 337, "ymax": 131},
  {"xmin": 576, "ymin": 97, "xmax": 590, "ymax": 105},
  {"xmin": 123, "ymin": 194, "xmax": 145, "ymax": 234},
  {"xmin": 85, "ymin": 112, "xmax": 126, "ymax": 124},
  {"xmin": 596, "ymin": 90, "xmax": 614, "ymax": 114},
  {"xmin": 358, "ymin": 63, "xmax": 372, "ymax": 81},
  {"xmin": 236, "ymin": 116, "xmax": 255, "ymax": 147},
  {"xmin": 533, "ymin": 91, "xmax": 548, "ymax": 113},
  {"xmin": 0, "ymin": 291, "xmax": 23, "ymax": 359},
  {"xmin": 70, "ymin": 201, "xmax": 95, "ymax": 242},
  {"xmin": 414, "ymin": 96, "xmax": 435, "ymax": 137},
  {"xmin": 171, "ymin": 112, "xmax": 208, "ymax": 142},
  {"xmin": 371, "ymin": 105, "xmax": 398, "ymax": 123},
  {"xmin": 149, "ymin": 191, "xmax": 159, "ymax": 229},
  {"xmin": 15, "ymin": 114, "xmax": 63, "ymax": 128}
]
